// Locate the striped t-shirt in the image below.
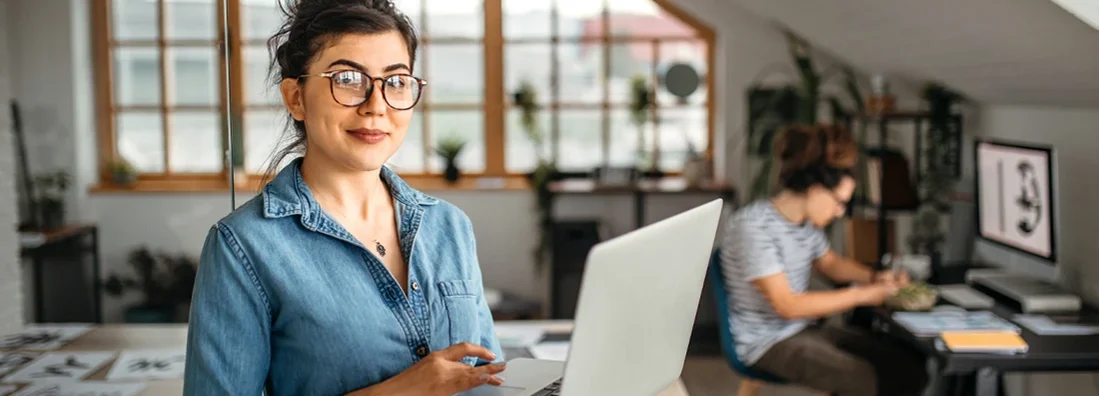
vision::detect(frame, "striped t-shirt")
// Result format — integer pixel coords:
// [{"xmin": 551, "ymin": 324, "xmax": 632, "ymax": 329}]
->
[{"xmin": 719, "ymin": 199, "xmax": 830, "ymax": 365}]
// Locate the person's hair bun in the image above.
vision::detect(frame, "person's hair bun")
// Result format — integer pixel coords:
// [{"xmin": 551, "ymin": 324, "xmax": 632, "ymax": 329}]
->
[{"xmin": 772, "ymin": 124, "xmax": 858, "ymax": 192}]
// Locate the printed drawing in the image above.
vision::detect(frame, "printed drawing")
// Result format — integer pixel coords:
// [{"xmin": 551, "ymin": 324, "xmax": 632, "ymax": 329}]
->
[
  {"xmin": 0, "ymin": 325, "xmax": 92, "ymax": 351},
  {"xmin": 105, "ymin": 349, "xmax": 186, "ymax": 381},
  {"xmin": 11, "ymin": 381, "xmax": 145, "ymax": 396},
  {"xmin": 0, "ymin": 351, "xmax": 41, "ymax": 376},
  {"xmin": 1, "ymin": 352, "xmax": 114, "ymax": 384}
]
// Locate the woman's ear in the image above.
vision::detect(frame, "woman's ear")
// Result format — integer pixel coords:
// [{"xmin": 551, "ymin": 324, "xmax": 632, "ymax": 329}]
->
[{"xmin": 280, "ymin": 78, "xmax": 306, "ymax": 122}]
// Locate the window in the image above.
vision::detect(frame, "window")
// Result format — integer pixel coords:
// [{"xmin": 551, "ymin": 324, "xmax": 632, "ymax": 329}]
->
[{"xmin": 93, "ymin": 0, "xmax": 713, "ymax": 190}]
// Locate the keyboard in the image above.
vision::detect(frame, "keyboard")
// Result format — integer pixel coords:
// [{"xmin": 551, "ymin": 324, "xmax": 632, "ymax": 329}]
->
[
  {"xmin": 938, "ymin": 284, "xmax": 995, "ymax": 309},
  {"xmin": 531, "ymin": 379, "xmax": 563, "ymax": 396}
]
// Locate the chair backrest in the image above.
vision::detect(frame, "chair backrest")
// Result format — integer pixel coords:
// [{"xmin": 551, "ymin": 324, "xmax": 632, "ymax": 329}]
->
[
  {"xmin": 707, "ymin": 249, "xmax": 753, "ymax": 373},
  {"xmin": 707, "ymin": 249, "xmax": 788, "ymax": 384}
]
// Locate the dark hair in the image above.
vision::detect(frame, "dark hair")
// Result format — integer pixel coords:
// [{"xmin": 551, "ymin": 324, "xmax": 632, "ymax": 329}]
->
[
  {"xmin": 773, "ymin": 124, "xmax": 858, "ymax": 193},
  {"xmin": 260, "ymin": 0, "xmax": 419, "ymax": 184}
]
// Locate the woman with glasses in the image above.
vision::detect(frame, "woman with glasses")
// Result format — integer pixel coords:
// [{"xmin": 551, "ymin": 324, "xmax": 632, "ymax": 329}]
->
[
  {"xmin": 183, "ymin": 1, "xmax": 505, "ymax": 395},
  {"xmin": 719, "ymin": 124, "xmax": 929, "ymax": 396}
]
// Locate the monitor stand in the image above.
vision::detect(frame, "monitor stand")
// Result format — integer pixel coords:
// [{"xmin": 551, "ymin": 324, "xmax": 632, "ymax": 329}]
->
[{"xmin": 966, "ymin": 269, "xmax": 1082, "ymax": 313}]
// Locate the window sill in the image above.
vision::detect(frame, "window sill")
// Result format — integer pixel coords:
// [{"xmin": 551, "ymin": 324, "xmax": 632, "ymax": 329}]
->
[{"xmin": 87, "ymin": 175, "xmax": 534, "ymax": 194}]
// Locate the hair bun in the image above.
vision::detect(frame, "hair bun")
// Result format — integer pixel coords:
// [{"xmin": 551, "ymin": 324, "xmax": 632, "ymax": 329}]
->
[{"xmin": 774, "ymin": 124, "xmax": 857, "ymax": 171}]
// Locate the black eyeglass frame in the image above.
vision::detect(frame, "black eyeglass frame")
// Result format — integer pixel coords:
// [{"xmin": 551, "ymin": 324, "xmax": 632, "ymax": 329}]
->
[{"xmin": 298, "ymin": 70, "xmax": 428, "ymax": 110}]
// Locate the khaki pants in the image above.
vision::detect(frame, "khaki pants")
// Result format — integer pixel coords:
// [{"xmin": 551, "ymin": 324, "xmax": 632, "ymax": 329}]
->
[{"xmin": 751, "ymin": 324, "xmax": 930, "ymax": 396}]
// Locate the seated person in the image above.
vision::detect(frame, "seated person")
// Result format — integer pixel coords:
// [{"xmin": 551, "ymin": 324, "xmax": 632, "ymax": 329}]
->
[{"xmin": 720, "ymin": 124, "xmax": 929, "ymax": 396}]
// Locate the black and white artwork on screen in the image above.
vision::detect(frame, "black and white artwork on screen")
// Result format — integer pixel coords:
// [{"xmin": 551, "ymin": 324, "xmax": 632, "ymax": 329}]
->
[
  {"xmin": 0, "ymin": 325, "xmax": 93, "ymax": 351},
  {"xmin": 0, "ymin": 351, "xmax": 41, "ymax": 377},
  {"xmin": 105, "ymin": 349, "xmax": 186, "ymax": 381},
  {"xmin": 10, "ymin": 381, "xmax": 145, "ymax": 396},
  {"xmin": 977, "ymin": 142, "xmax": 1054, "ymax": 260},
  {"xmin": 1, "ymin": 352, "xmax": 114, "ymax": 384}
]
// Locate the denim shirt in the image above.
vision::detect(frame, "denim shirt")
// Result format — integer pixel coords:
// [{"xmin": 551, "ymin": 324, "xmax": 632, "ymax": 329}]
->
[{"xmin": 182, "ymin": 158, "xmax": 503, "ymax": 395}]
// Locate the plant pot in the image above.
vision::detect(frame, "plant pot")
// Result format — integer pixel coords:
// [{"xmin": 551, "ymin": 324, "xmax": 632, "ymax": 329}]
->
[
  {"xmin": 39, "ymin": 200, "xmax": 65, "ymax": 230},
  {"xmin": 444, "ymin": 161, "xmax": 461, "ymax": 183},
  {"xmin": 682, "ymin": 158, "xmax": 707, "ymax": 187},
  {"xmin": 112, "ymin": 172, "xmax": 137, "ymax": 187},
  {"xmin": 123, "ymin": 305, "xmax": 174, "ymax": 323}
]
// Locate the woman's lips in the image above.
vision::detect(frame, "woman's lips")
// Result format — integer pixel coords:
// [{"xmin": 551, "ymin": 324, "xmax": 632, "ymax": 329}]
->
[{"xmin": 347, "ymin": 128, "xmax": 388, "ymax": 144}]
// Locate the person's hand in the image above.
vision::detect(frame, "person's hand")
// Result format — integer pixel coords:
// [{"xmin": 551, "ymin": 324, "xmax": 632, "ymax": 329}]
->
[
  {"xmin": 874, "ymin": 269, "xmax": 910, "ymax": 287},
  {"xmin": 365, "ymin": 343, "xmax": 506, "ymax": 396},
  {"xmin": 859, "ymin": 281, "xmax": 899, "ymax": 306}
]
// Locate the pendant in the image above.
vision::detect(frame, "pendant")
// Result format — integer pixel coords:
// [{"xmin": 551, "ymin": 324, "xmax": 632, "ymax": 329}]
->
[{"xmin": 375, "ymin": 240, "xmax": 386, "ymax": 257}]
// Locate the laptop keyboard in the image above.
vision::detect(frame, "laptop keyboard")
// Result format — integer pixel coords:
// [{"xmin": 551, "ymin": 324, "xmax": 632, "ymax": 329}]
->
[{"xmin": 530, "ymin": 378, "xmax": 563, "ymax": 396}]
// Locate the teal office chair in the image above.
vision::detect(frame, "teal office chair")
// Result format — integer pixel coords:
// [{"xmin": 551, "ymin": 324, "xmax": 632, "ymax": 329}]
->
[{"xmin": 707, "ymin": 249, "xmax": 788, "ymax": 395}]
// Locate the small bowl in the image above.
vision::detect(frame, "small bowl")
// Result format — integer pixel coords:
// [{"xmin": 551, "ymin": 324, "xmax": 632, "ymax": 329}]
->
[{"xmin": 886, "ymin": 287, "xmax": 939, "ymax": 311}]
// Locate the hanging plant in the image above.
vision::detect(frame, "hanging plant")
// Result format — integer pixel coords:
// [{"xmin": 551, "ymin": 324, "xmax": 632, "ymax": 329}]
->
[{"xmin": 512, "ymin": 80, "xmax": 558, "ymax": 271}]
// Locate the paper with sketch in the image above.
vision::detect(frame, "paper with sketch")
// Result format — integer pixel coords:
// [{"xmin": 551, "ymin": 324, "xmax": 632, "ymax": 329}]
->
[
  {"xmin": 11, "ymin": 381, "xmax": 146, "ymax": 396},
  {"xmin": 0, "ymin": 351, "xmax": 41, "ymax": 377},
  {"xmin": 0, "ymin": 325, "xmax": 93, "ymax": 351},
  {"xmin": 105, "ymin": 348, "xmax": 186, "ymax": 381},
  {"xmin": 0, "ymin": 385, "xmax": 17, "ymax": 395},
  {"xmin": 1014, "ymin": 315, "xmax": 1099, "ymax": 335},
  {"xmin": 2, "ymin": 352, "xmax": 115, "ymax": 384},
  {"xmin": 529, "ymin": 342, "xmax": 570, "ymax": 361},
  {"xmin": 494, "ymin": 325, "xmax": 545, "ymax": 347}
]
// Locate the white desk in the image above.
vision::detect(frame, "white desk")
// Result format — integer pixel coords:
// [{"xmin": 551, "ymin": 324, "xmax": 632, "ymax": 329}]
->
[{"xmin": 14, "ymin": 322, "xmax": 689, "ymax": 396}]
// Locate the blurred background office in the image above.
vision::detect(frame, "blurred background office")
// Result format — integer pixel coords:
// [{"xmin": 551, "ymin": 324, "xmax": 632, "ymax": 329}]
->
[{"xmin": 1, "ymin": 0, "xmax": 1099, "ymax": 395}]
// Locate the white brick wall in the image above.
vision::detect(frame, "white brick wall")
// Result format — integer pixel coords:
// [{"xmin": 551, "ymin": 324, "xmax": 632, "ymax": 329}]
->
[{"xmin": 0, "ymin": 0, "xmax": 26, "ymax": 334}]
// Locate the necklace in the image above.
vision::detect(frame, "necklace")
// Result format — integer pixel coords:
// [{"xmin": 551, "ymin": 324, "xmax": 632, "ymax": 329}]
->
[
  {"xmin": 374, "ymin": 239, "xmax": 387, "ymax": 257},
  {"xmin": 317, "ymin": 196, "xmax": 388, "ymax": 258}
]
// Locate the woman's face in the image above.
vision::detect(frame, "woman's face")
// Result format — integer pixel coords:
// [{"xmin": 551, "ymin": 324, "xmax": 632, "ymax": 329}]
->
[
  {"xmin": 281, "ymin": 31, "xmax": 416, "ymax": 172},
  {"xmin": 806, "ymin": 176, "xmax": 855, "ymax": 228}
]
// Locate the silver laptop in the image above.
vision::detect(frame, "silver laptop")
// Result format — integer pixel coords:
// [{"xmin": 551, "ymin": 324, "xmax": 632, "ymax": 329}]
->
[{"xmin": 464, "ymin": 199, "xmax": 724, "ymax": 396}]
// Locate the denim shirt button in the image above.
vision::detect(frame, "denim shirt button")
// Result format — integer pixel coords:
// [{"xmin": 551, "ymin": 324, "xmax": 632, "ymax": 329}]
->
[
  {"xmin": 415, "ymin": 345, "xmax": 428, "ymax": 357},
  {"xmin": 411, "ymin": 281, "xmax": 420, "ymax": 291}
]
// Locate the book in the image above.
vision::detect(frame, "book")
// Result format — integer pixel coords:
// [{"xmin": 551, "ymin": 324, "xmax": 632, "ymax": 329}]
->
[{"xmin": 940, "ymin": 331, "xmax": 1028, "ymax": 354}]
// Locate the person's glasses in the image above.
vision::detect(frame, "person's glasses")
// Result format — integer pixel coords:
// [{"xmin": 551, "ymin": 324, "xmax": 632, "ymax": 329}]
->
[{"xmin": 300, "ymin": 70, "xmax": 426, "ymax": 110}]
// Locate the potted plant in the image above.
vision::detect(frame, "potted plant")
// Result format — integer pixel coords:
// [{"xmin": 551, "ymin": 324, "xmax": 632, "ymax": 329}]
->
[
  {"xmin": 103, "ymin": 247, "xmax": 198, "ymax": 323},
  {"xmin": 34, "ymin": 170, "xmax": 71, "ymax": 230},
  {"xmin": 745, "ymin": 31, "xmax": 870, "ymax": 202},
  {"xmin": 513, "ymin": 80, "xmax": 559, "ymax": 271},
  {"xmin": 109, "ymin": 157, "xmax": 137, "ymax": 187},
  {"xmin": 629, "ymin": 74, "xmax": 655, "ymax": 170},
  {"xmin": 681, "ymin": 138, "xmax": 707, "ymax": 187},
  {"xmin": 907, "ymin": 83, "xmax": 964, "ymax": 268},
  {"xmin": 434, "ymin": 135, "xmax": 467, "ymax": 183}
]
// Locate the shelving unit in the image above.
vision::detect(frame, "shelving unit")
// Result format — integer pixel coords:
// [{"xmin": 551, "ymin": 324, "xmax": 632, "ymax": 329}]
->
[{"xmin": 842, "ymin": 110, "xmax": 963, "ymax": 270}]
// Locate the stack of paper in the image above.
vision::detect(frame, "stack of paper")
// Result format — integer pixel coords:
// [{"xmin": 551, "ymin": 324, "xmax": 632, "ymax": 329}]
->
[
  {"xmin": 1014, "ymin": 315, "xmax": 1099, "ymax": 336},
  {"xmin": 893, "ymin": 311, "xmax": 1019, "ymax": 337}
]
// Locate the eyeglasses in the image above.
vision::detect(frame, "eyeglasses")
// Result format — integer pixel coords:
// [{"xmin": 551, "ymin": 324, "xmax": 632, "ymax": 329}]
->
[{"xmin": 299, "ymin": 70, "xmax": 426, "ymax": 110}]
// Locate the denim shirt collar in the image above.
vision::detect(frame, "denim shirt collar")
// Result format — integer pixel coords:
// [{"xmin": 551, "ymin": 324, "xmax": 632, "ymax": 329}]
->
[{"xmin": 261, "ymin": 158, "xmax": 439, "ymax": 224}]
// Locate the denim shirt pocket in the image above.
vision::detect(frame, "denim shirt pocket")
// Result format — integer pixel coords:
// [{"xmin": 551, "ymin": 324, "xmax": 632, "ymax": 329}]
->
[{"xmin": 437, "ymin": 279, "xmax": 482, "ymax": 365}]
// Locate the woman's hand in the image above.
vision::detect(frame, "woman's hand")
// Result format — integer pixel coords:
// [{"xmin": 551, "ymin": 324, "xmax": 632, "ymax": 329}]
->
[
  {"xmin": 354, "ymin": 343, "xmax": 506, "ymax": 396},
  {"xmin": 874, "ymin": 269, "xmax": 911, "ymax": 287}
]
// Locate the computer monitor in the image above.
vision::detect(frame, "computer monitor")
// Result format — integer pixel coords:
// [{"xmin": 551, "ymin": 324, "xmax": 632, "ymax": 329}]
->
[{"xmin": 973, "ymin": 138, "xmax": 1060, "ymax": 282}]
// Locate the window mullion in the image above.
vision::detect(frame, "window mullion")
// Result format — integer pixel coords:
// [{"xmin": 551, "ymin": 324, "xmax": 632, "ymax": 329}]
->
[
  {"xmin": 227, "ymin": 0, "xmax": 245, "ymax": 182},
  {"xmin": 484, "ymin": 0, "xmax": 505, "ymax": 176},
  {"xmin": 158, "ymin": 0, "xmax": 171, "ymax": 174}
]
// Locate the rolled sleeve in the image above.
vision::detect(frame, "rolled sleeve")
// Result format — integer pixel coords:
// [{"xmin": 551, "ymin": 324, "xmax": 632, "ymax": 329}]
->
[{"xmin": 722, "ymin": 219, "xmax": 783, "ymax": 282}]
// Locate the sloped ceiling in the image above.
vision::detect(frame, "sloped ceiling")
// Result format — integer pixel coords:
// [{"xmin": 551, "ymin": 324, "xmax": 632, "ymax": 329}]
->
[{"xmin": 727, "ymin": 0, "xmax": 1099, "ymax": 107}]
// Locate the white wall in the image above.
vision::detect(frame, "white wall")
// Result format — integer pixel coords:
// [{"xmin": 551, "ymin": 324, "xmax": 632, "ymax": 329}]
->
[
  {"xmin": 978, "ymin": 105, "xmax": 1099, "ymax": 396},
  {"xmin": 0, "ymin": 0, "xmax": 27, "ymax": 334}
]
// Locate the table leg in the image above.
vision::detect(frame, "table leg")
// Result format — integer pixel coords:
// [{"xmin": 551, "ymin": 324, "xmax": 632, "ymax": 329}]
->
[
  {"xmin": 974, "ymin": 368, "xmax": 1001, "ymax": 396},
  {"xmin": 91, "ymin": 228, "xmax": 102, "ymax": 323},
  {"xmin": 634, "ymin": 192, "xmax": 645, "ymax": 229},
  {"xmin": 33, "ymin": 257, "xmax": 44, "ymax": 323}
]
